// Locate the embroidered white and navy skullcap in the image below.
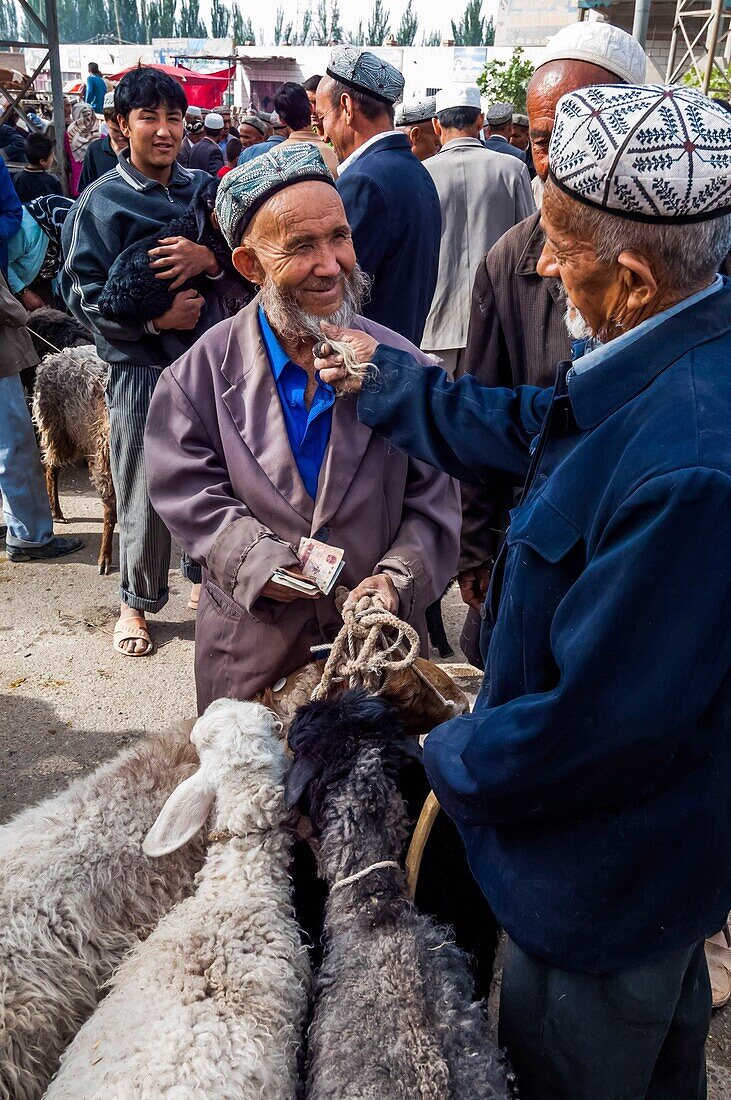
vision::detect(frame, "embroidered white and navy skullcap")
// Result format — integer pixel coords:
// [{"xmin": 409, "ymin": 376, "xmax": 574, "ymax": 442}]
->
[
  {"xmin": 395, "ymin": 96, "xmax": 436, "ymax": 126},
  {"xmin": 548, "ymin": 84, "xmax": 731, "ymax": 223},
  {"xmin": 215, "ymin": 142, "xmax": 337, "ymax": 248},
  {"xmin": 326, "ymin": 45, "xmax": 404, "ymax": 106}
]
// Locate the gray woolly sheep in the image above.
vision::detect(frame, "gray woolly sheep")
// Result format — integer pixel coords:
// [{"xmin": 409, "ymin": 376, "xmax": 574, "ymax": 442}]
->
[
  {"xmin": 31, "ymin": 344, "xmax": 115, "ymax": 574},
  {"xmin": 0, "ymin": 722, "xmax": 205, "ymax": 1100},
  {"xmin": 45, "ymin": 699, "xmax": 310, "ymax": 1100},
  {"xmin": 286, "ymin": 691, "xmax": 514, "ymax": 1100}
]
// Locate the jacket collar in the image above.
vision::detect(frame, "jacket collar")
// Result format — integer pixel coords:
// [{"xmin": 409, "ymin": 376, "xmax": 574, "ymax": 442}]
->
[
  {"xmin": 115, "ymin": 148, "xmax": 197, "ymax": 192},
  {"xmin": 569, "ymin": 280, "xmax": 731, "ymax": 429},
  {"xmin": 515, "ymin": 210, "xmax": 564, "ymax": 306},
  {"xmin": 439, "ymin": 137, "xmax": 485, "ymax": 152},
  {"xmin": 220, "ymin": 299, "xmax": 373, "ymax": 529}
]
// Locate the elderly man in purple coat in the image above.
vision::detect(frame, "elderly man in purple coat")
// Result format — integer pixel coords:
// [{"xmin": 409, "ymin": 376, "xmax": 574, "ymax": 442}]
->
[{"xmin": 144, "ymin": 143, "xmax": 460, "ymax": 711}]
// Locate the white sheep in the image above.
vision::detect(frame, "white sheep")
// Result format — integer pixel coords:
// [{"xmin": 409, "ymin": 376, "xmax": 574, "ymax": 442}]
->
[
  {"xmin": 45, "ymin": 699, "xmax": 310, "ymax": 1100},
  {"xmin": 0, "ymin": 721, "xmax": 206, "ymax": 1100}
]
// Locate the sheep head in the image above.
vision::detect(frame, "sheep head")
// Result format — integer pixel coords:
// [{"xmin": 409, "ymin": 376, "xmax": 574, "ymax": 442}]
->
[
  {"xmin": 143, "ymin": 699, "xmax": 286, "ymax": 857},
  {"xmin": 285, "ymin": 691, "xmax": 417, "ymax": 883}
]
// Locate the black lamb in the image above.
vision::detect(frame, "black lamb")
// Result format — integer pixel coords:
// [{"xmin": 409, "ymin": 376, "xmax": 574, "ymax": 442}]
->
[
  {"xmin": 286, "ymin": 690, "xmax": 515, "ymax": 1100},
  {"xmin": 97, "ymin": 176, "xmax": 253, "ymax": 324}
]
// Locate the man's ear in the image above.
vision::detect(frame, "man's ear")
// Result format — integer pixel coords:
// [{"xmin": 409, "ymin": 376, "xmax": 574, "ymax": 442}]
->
[
  {"xmin": 341, "ymin": 91, "xmax": 355, "ymax": 125},
  {"xmin": 118, "ymin": 114, "xmax": 131, "ymax": 140},
  {"xmin": 432, "ymin": 117, "xmax": 441, "ymax": 137},
  {"xmin": 232, "ymin": 242, "xmax": 263, "ymax": 285},
  {"xmin": 616, "ymin": 250, "xmax": 658, "ymax": 312}
]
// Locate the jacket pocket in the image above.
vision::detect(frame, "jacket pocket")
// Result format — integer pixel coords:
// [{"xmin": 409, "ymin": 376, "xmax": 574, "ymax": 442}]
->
[
  {"xmin": 506, "ymin": 493, "xmax": 582, "ymax": 562},
  {"xmin": 204, "ymin": 579, "xmax": 243, "ymax": 622}
]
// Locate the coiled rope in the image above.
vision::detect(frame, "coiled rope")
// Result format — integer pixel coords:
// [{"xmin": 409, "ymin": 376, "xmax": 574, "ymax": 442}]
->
[{"xmin": 311, "ymin": 597, "xmax": 421, "ymax": 700}]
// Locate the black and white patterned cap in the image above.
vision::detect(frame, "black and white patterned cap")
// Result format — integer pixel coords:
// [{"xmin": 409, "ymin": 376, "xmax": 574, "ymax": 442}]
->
[
  {"xmin": 326, "ymin": 45, "xmax": 404, "ymax": 106},
  {"xmin": 216, "ymin": 142, "xmax": 337, "ymax": 248},
  {"xmin": 549, "ymin": 84, "xmax": 731, "ymax": 223},
  {"xmin": 395, "ymin": 96, "xmax": 437, "ymax": 126}
]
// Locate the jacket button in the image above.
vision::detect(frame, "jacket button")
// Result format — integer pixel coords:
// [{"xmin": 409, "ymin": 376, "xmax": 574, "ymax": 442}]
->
[{"xmin": 479, "ymin": 604, "xmax": 487, "ymax": 620}]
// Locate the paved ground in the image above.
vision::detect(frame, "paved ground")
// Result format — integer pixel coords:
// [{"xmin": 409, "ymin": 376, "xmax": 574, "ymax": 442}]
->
[{"xmin": 1, "ymin": 466, "xmax": 729, "ymax": 1093}]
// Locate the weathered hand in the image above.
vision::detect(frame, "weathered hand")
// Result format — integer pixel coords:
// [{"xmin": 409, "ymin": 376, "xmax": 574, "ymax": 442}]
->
[
  {"xmin": 260, "ymin": 567, "xmax": 321, "ymax": 604},
  {"xmin": 343, "ymin": 573, "xmax": 399, "ymax": 614},
  {"xmin": 457, "ymin": 565, "xmax": 492, "ymax": 610},
  {"xmin": 314, "ymin": 322, "xmax": 379, "ymax": 393},
  {"xmin": 148, "ymin": 236, "xmax": 219, "ymax": 289},
  {"xmin": 21, "ymin": 288, "xmax": 45, "ymax": 311},
  {"xmin": 153, "ymin": 289, "xmax": 204, "ymax": 331}
]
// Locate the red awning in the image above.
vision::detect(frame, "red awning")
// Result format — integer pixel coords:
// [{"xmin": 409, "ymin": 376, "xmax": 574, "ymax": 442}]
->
[{"xmin": 108, "ymin": 62, "xmax": 234, "ymax": 110}]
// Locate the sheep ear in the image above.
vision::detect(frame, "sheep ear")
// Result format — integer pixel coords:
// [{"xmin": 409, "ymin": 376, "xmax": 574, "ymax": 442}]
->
[
  {"xmin": 143, "ymin": 770, "xmax": 215, "ymax": 857},
  {"xmin": 284, "ymin": 755, "xmax": 321, "ymax": 811}
]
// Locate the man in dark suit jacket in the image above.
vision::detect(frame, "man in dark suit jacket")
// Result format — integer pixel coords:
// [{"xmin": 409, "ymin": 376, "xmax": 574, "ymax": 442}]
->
[
  {"xmin": 188, "ymin": 113, "xmax": 224, "ymax": 175},
  {"xmin": 316, "ymin": 47, "xmax": 440, "ymax": 346},
  {"xmin": 483, "ymin": 101, "xmax": 526, "ymax": 161}
]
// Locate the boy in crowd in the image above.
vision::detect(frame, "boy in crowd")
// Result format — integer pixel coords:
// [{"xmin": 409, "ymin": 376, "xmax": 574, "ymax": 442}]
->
[
  {"xmin": 13, "ymin": 134, "xmax": 61, "ymax": 202},
  {"xmin": 62, "ymin": 67, "xmax": 228, "ymax": 658}
]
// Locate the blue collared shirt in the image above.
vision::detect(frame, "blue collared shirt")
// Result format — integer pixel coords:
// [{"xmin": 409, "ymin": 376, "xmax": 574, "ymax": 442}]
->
[
  {"xmin": 237, "ymin": 135, "xmax": 285, "ymax": 167},
  {"xmin": 569, "ymin": 275, "xmax": 724, "ymax": 376},
  {"xmin": 258, "ymin": 306, "xmax": 335, "ymax": 500}
]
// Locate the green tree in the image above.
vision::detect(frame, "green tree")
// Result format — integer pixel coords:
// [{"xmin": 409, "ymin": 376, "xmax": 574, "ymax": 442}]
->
[
  {"xmin": 395, "ymin": 0, "xmax": 417, "ymax": 46},
  {"xmin": 176, "ymin": 0, "xmax": 207, "ymax": 36},
  {"xmin": 477, "ymin": 47, "xmax": 534, "ymax": 113},
  {"xmin": 147, "ymin": 0, "xmax": 176, "ymax": 38},
  {"xmin": 313, "ymin": 0, "xmax": 328, "ymax": 44},
  {"xmin": 211, "ymin": 0, "xmax": 230, "ymax": 37},
  {"xmin": 296, "ymin": 8, "xmax": 311, "ymax": 44},
  {"xmin": 681, "ymin": 65, "xmax": 731, "ymax": 97},
  {"xmin": 330, "ymin": 0, "xmax": 342, "ymax": 43},
  {"xmin": 421, "ymin": 28, "xmax": 440, "ymax": 46},
  {"xmin": 232, "ymin": 7, "xmax": 255, "ymax": 44},
  {"xmin": 451, "ymin": 0, "xmax": 492, "ymax": 47},
  {"xmin": 348, "ymin": 20, "xmax": 366, "ymax": 46},
  {"xmin": 366, "ymin": 0, "xmax": 389, "ymax": 45},
  {"xmin": 116, "ymin": 0, "xmax": 143, "ymax": 41},
  {"xmin": 274, "ymin": 6, "xmax": 293, "ymax": 43}
]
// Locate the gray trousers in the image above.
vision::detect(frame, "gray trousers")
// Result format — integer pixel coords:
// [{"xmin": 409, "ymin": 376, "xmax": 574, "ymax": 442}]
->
[
  {"xmin": 106, "ymin": 364, "xmax": 199, "ymax": 613},
  {"xmin": 499, "ymin": 938, "xmax": 710, "ymax": 1100}
]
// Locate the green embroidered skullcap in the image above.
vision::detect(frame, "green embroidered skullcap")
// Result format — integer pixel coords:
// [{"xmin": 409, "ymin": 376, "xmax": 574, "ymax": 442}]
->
[
  {"xmin": 215, "ymin": 141, "xmax": 338, "ymax": 248},
  {"xmin": 326, "ymin": 45, "xmax": 404, "ymax": 106}
]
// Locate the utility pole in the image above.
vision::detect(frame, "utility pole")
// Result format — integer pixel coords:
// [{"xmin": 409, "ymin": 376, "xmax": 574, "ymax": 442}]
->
[{"xmin": 632, "ymin": 0, "xmax": 651, "ymax": 48}]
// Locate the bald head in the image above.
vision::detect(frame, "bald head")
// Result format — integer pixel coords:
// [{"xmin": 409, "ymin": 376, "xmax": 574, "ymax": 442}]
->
[{"xmin": 527, "ymin": 59, "xmax": 624, "ymax": 181}]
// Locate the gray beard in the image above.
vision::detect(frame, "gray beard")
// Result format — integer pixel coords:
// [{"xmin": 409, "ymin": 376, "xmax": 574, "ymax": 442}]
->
[
  {"xmin": 561, "ymin": 295, "xmax": 594, "ymax": 342},
  {"xmin": 259, "ymin": 265, "xmax": 371, "ymax": 344}
]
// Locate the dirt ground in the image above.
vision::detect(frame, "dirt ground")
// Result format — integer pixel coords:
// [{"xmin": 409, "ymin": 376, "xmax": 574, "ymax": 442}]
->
[{"xmin": 1, "ymin": 465, "xmax": 730, "ymax": 1094}]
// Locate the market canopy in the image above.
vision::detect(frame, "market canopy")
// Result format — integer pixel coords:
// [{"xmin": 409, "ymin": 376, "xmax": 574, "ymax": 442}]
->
[{"xmin": 108, "ymin": 62, "xmax": 234, "ymax": 109}]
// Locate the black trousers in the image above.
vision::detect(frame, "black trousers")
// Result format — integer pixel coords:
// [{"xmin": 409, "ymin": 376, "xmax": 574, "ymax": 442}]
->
[{"xmin": 499, "ymin": 938, "xmax": 711, "ymax": 1100}]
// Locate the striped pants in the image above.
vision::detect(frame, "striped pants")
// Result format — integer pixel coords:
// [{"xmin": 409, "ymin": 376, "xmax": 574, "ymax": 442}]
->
[{"xmin": 106, "ymin": 364, "xmax": 200, "ymax": 614}]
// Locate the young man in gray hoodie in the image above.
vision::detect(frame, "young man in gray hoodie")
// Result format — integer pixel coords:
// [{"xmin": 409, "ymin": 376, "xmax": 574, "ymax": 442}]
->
[{"xmin": 61, "ymin": 67, "xmax": 225, "ymax": 656}]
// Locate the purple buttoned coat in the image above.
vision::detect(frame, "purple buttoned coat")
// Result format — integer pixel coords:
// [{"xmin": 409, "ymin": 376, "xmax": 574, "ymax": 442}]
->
[{"xmin": 145, "ymin": 300, "xmax": 460, "ymax": 713}]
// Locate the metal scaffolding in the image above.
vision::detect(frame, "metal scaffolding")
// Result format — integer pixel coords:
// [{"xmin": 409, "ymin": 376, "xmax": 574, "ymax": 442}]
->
[
  {"xmin": 666, "ymin": 0, "xmax": 731, "ymax": 94},
  {"xmin": 0, "ymin": 0, "xmax": 67, "ymax": 192}
]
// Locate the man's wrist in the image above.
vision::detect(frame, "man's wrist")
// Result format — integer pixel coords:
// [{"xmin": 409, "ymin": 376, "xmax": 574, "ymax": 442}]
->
[{"xmin": 201, "ymin": 246, "xmax": 220, "ymax": 277}]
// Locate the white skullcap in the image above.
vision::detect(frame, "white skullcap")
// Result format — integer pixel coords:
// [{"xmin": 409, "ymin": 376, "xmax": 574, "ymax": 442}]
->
[
  {"xmin": 205, "ymin": 112, "xmax": 225, "ymax": 131},
  {"xmin": 537, "ymin": 21, "xmax": 647, "ymax": 85},
  {"xmin": 549, "ymin": 84, "xmax": 731, "ymax": 223},
  {"xmin": 435, "ymin": 83, "xmax": 481, "ymax": 114}
]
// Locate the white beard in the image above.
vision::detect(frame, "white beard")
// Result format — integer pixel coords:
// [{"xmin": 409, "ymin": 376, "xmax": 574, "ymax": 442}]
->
[
  {"xmin": 259, "ymin": 265, "xmax": 371, "ymax": 344},
  {"xmin": 563, "ymin": 298, "xmax": 594, "ymax": 342}
]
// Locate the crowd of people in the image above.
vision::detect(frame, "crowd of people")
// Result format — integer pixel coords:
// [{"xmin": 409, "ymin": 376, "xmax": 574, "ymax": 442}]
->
[{"xmin": 1, "ymin": 20, "xmax": 731, "ymax": 1100}]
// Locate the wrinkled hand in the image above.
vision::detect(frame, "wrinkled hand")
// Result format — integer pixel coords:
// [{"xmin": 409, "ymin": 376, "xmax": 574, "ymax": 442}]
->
[
  {"xmin": 153, "ymin": 289, "xmax": 204, "ymax": 331},
  {"xmin": 260, "ymin": 567, "xmax": 322, "ymax": 604},
  {"xmin": 148, "ymin": 236, "xmax": 219, "ymax": 289},
  {"xmin": 314, "ymin": 322, "xmax": 379, "ymax": 394},
  {"xmin": 343, "ymin": 573, "xmax": 398, "ymax": 614},
  {"xmin": 457, "ymin": 564, "xmax": 492, "ymax": 610}
]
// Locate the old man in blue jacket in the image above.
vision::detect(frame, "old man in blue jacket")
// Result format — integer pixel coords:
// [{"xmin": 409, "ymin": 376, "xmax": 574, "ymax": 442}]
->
[
  {"xmin": 315, "ymin": 84, "xmax": 731, "ymax": 1099},
  {"xmin": 315, "ymin": 46, "xmax": 440, "ymax": 346}
]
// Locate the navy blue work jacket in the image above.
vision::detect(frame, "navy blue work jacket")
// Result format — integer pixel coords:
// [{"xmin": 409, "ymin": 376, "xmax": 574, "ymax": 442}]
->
[
  {"xmin": 357, "ymin": 284, "xmax": 731, "ymax": 973},
  {"xmin": 336, "ymin": 132, "xmax": 440, "ymax": 346}
]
